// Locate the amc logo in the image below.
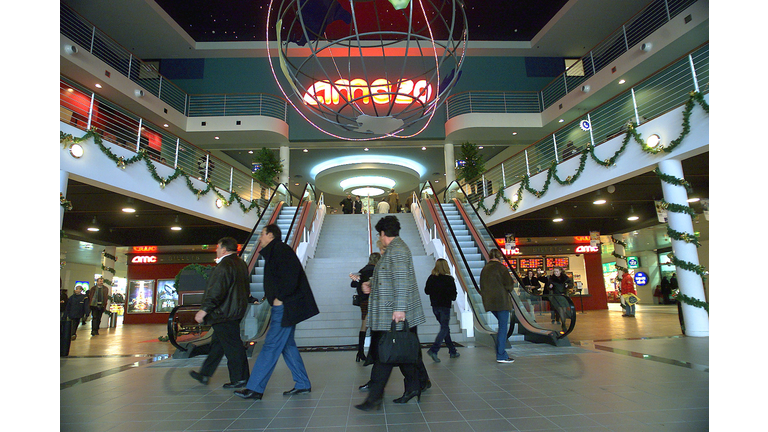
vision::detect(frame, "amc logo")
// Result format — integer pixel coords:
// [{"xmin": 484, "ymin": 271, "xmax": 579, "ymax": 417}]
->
[
  {"xmin": 575, "ymin": 245, "xmax": 599, "ymax": 253},
  {"xmin": 131, "ymin": 255, "xmax": 158, "ymax": 264}
]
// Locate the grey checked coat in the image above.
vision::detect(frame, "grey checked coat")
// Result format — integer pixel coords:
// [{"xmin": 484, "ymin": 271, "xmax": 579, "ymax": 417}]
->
[{"xmin": 367, "ymin": 236, "xmax": 426, "ymax": 331}]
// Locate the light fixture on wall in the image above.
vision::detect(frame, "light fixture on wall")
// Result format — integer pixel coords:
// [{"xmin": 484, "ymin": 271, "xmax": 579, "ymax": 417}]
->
[
  {"xmin": 69, "ymin": 143, "xmax": 84, "ymax": 158},
  {"xmin": 87, "ymin": 217, "xmax": 99, "ymax": 232},
  {"xmin": 641, "ymin": 42, "xmax": 653, "ymax": 52},
  {"xmin": 646, "ymin": 134, "xmax": 661, "ymax": 149}
]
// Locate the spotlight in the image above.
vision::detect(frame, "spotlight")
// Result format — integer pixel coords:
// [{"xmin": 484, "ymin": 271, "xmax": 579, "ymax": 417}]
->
[
  {"xmin": 69, "ymin": 143, "xmax": 84, "ymax": 158},
  {"xmin": 646, "ymin": 134, "xmax": 661, "ymax": 148}
]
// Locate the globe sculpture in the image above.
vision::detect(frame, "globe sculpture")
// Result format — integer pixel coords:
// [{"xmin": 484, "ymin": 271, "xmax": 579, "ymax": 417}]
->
[{"xmin": 266, "ymin": 0, "xmax": 468, "ymax": 140}]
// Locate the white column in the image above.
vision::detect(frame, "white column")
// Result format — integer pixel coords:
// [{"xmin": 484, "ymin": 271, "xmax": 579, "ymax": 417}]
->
[
  {"xmin": 101, "ymin": 246, "xmax": 117, "ymax": 297},
  {"xmin": 60, "ymin": 170, "xmax": 69, "ymax": 229},
  {"xmin": 658, "ymin": 158, "xmax": 708, "ymax": 337},
  {"xmin": 612, "ymin": 235, "xmax": 628, "ymax": 272},
  {"xmin": 279, "ymin": 146, "xmax": 290, "ymax": 185},
  {"xmin": 444, "ymin": 143, "xmax": 455, "ymax": 185}
]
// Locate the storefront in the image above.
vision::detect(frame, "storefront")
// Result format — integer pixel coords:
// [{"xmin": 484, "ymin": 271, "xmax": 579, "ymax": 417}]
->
[
  {"xmin": 123, "ymin": 247, "xmax": 217, "ymax": 324},
  {"xmin": 496, "ymin": 237, "xmax": 608, "ymax": 311}
]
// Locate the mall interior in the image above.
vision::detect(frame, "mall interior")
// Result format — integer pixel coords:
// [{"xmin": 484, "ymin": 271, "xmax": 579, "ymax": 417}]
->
[{"xmin": 46, "ymin": 0, "xmax": 733, "ymax": 430}]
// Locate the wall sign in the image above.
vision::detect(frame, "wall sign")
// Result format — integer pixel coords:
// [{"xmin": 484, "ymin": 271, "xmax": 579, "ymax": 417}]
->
[
  {"xmin": 303, "ymin": 78, "xmax": 434, "ymax": 106},
  {"xmin": 627, "ymin": 256, "xmax": 640, "ymax": 269},
  {"xmin": 634, "ymin": 271, "xmax": 649, "ymax": 286},
  {"xmin": 131, "ymin": 255, "xmax": 158, "ymax": 264}
]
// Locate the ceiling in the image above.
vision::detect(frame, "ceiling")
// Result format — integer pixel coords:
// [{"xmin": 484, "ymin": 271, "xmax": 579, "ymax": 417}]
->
[{"xmin": 59, "ymin": 0, "xmax": 708, "ymax": 267}]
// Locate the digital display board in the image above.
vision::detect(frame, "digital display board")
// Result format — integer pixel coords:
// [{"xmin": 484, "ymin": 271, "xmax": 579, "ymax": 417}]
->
[
  {"xmin": 519, "ymin": 257, "xmax": 544, "ymax": 270},
  {"xmin": 546, "ymin": 257, "xmax": 569, "ymax": 269}
]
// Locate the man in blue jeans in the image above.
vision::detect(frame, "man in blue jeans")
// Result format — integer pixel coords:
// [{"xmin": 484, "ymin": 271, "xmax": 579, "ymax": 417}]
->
[
  {"xmin": 478, "ymin": 249, "xmax": 515, "ymax": 363},
  {"xmin": 234, "ymin": 224, "xmax": 320, "ymax": 400}
]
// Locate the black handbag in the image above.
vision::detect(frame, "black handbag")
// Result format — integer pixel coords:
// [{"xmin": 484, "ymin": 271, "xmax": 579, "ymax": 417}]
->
[
  {"xmin": 352, "ymin": 294, "xmax": 360, "ymax": 306},
  {"xmin": 378, "ymin": 319, "xmax": 420, "ymax": 364}
]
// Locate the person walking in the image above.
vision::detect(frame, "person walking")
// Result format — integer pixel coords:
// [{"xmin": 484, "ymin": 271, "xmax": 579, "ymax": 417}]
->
[
  {"xmin": 63, "ymin": 285, "xmax": 89, "ymax": 340},
  {"xmin": 88, "ymin": 277, "xmax": 110, "ymax": 336},
  {"xmin": 387, "ymin": 189, "xmax": 399, "ymax": 213},
  {"xmin": 235, "ymin": 224, "xmax": 320, "ymax": 400},
  {"xmin": 340, "ymin": 194, "xmax": 354, "ymax": 214},
  {"xmin": 350, "ymin": 252, "xmax": 381, "ymax": 362},
  {"xmin": 547, "ymin": 266, "xmax": 573, "ymax": 330},
  {"xmin": 376, "ymin": 198, "xmax": 390, "ymax": 214},
  {"xmin": 354, "ymin": 216, "xmax": 427, "ymax": 411},
  {"xmin": 619, "ymin": 269, "xmax": 637, "ymax": 317},
  {"xmin": 353, "ymin": 196, "xmax": 363, "ymax": 214},
  {"xmin": 478, "ymin": 249, "xmax": 515, "ymax": 363},
  {"xmin": 189, "ymin": 237, "xmax": 251, "ymax": 389},
  {"xmin": 424, "ymin": 258, "xmax": 459, "ymax": 362}
]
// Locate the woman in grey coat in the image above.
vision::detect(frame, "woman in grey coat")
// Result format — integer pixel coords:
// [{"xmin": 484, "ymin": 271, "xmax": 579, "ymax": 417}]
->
[{"xmin": 355, "ymin": 216, "xmax": 427, "ymax": 411}]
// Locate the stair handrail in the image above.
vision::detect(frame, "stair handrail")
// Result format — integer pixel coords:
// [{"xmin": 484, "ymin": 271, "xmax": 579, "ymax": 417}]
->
[{"xmin": 239, "ymin": 183, "xmax": 291, "ymax": 266}]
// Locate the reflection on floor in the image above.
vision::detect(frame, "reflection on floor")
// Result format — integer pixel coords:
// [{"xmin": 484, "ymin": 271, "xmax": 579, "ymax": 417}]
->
[{"xmin": 60, "ymin": 305, "xmax": 709, "ymax": 432}]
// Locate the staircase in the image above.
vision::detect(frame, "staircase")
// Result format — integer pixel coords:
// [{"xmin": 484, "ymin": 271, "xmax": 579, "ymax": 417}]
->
[{"xmin": 295, "ymin": 213, "xmax": 468, "ymax": 348}]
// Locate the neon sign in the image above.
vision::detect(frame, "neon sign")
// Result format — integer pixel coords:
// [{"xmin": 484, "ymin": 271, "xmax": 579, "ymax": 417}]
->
[
  {"xmin": 133, "ymin": 246, "xmax": 158, "ymax": 253},
  {"xmin": 131, "ymin": 255, "xmax": 157, "ymax": 264},
  {"xmin": 575, "ymin": 245, "xmax": 599, "ymax": 253},
  {"xmin": 303, "ymin": 78, "xmax": 434, "ymax": 106}
]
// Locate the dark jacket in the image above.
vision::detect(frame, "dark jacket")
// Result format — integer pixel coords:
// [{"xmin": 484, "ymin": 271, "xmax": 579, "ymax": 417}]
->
[
  {"xmin": 353, "ymin": 200, "xmax": 362, "ymax": 214},
  {"xmin": 200, "ymin": 253, "xmax": 250, "ymax": 325},
  {"xmin": 351, "ymin": 263, "xmax": 376, "ymax": 300},
  {"xmin": 478, "ymin": 260, "xmax": 514, "ymax": 311},
  {"xmin": 424, "ymin": 274, "xmax": 457, "ymax": 308},
  {"xmin": 88, "ymin": 285, "xmax": 110, "ymax": 310},
  {"xmin": 260, "ymin": 238, "xmax": 319, "ymax": 327},
  {"xmin": 340, "ymin": 197, "xmax": 354, "ymax": 214},
  {"xmin": 64, "ymin": 293, "xmax": 89, "ymax": 320}
]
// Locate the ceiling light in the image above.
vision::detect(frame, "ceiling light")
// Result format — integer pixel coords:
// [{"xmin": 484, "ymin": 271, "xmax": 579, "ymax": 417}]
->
[
  {"xmin": 340, "ymin": 176, "xmax": 396, "ymax": 190},
  {"xmin": 171, "ymin": 215, "xmax": 182, "ymax": 231},
  {"xmin": 618, "ymin": 79, "xmax": 626, "ymax": 85},
  {"xmin": 593, "ymin": 199, "xmax": 607, "ymax": 205},
  {"xmin": 303, "ymin": 149, "xmax": 308, "ymax": 152},
  {"xmin": 87, "ymin": 217, "xmax": 99, "ymax": 232},
  {"xmin": 421, "ymin": 146, "xmax": 427, "ymax": 150},
  {"xmin": 558, "ymin": 119, "xmax": 564, "ymax": 123},
  {"xmin": 95, "ymin": 83, "xmax": 102, "ymax": 88},
  {"xmin": 351, "ymin": 187, "xmax": 385, "ymax": 197},
  {"xmin": 122, "ymin": 207, "xmax": 136, "ymax": 213},
  {"xmin": 214, "ymin": 136, "xmax": 220, "ymax": 140},
  {"xmin": 552, "ymin": 208, "xmax": 563, "ymax": 223},
  {"xmin": 163, "ymin": 124, "xmax": 169, "ymax": 128},
  {"xmin": 687, "ymin": 197, "xmax": 700, "ymax": 203},
  {"xmin": 310, "ymin": 155, "xmax": 426, "ymax": 179},
  {"xmin": 627, "ymin": 206, "xmax": 639, "ymax": 221}
]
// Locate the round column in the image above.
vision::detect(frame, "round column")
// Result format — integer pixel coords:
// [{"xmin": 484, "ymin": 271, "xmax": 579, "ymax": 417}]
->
[
  {"xmin": 658, "ymin": 158, "xmax": 708, "ymax": 337},
  {"xmin": 280, "ymin": 146, "xmax": 290, "ymax": 186},
  {"xmin": 60, "ymin": 170, "xmax": 69, "ymax": 229},
  {"xmin": 101, "ymin": 246, "xmax": 117, "ymax": 297},
  {"xmin": 444, "ymin": 143, "xmax": 455, "ymax": 185}
]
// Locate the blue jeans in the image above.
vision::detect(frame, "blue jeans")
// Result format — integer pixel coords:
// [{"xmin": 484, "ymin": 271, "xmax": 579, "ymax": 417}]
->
[
  {"xmin": 245, "ymin": 305, "xmax": 311, "ymax": 393},
  {"xmin": 429, "ymin": 307, "xmax": 456, "ymax": 354},
  {"xmin": 491, "ymin": 310, "xmax": 510, "ymax": 360}
]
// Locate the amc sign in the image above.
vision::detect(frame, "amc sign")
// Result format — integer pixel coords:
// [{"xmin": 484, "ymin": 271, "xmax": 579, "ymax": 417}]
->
[
  {"xmin": 131, "ymin": 255, "xmax": 158, "ymax": 264},
  {"xmin": 303, "ymin": 78, "xmax": 434, "ymax": 106},
  {"xmin": 575, "ymin": 245, "xmax": 599, "ymax": 253}
]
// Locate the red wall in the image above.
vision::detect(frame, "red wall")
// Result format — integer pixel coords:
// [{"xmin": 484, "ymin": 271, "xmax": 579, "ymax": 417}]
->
[
  {"xmin": 124, "ymin": 262, "xmax": 191, "ymax": 324},
  {"xmin": 577, "ymin": 252, "xmax": 609, "ymax": 310}
]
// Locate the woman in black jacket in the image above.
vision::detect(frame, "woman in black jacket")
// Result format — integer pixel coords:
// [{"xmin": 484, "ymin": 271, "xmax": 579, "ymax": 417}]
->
[
  {"xmin": 350, "ymin": 252, "xmax": 381, "ymax": 362},
  {"xmin": 424, "ymin": 258, "xmax": 459, "ymax": 362}
]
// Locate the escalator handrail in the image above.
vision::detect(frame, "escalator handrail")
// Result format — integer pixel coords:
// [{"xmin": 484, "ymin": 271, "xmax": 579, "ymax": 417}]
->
[
  {"xmin": 239, "ymin": 183, "xmax": 291, "ymax": 265},
  {"xmin": 285, "ymin": 182, "xmax": 312, "ymax": 244},
  {"xmin": 447, "ymin": 180, "xmax": 576, "ymax": 338}
]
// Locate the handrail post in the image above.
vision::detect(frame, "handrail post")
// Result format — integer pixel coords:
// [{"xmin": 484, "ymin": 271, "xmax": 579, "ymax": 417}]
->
[
  {"xmin": 524, "ymin": 149, "xmax": 531, "ymax": 176},
  {"xmin": 174, "ymin": 138, "xmax": 180, "ymax": 168},
  {"xmin": 86, "ymin": 92, "xmax": 95, "ymax": 130},
  {"xmin": 631, "ymin": 88, "xmax": 640, "ymax": 125},
  {"xmin": 688, "ymin": 54, "xmax": 700, "ymax": 93},
  {"xmin": 135, "ymin": 118, "xmax": 143, "ymax": 152},
  {"xmin": 553, "ymin": 134, "xmax": 559, "ymax": 163},
  {"xmin": 229, "ymin": 167, "xmax": 234, "ymax": 192}
]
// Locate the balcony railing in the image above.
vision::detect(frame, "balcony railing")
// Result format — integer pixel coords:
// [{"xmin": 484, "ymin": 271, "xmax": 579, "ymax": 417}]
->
[
  {"xmin": 60, "ymin": 76, "xmax": 274, "ymax": 205},
  {"xmin": 466, "ymin": 43, "xmax": 708, "ymax": 207}
]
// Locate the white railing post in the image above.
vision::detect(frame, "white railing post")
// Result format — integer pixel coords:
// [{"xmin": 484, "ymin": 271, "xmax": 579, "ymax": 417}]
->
[
  {"xmin": 86, "ymin": 93, "xmax": 95, "ymax": 130},
  {"xmin": 524, "ymin": 149, "xmax": 531, "ymax": 176},
  {"xmin": 688, "ymin": 54, "xmax": 700, "ymax": 93},
  {"xmin": 482, "ymin": 175, "xmax": 488, "ymax": 197},
  {"xmin": 174, "ymin": 138, "xmax": 180, "ymax": 168},
  {"xmin": 135, "ymin": 118, "xmax": 143, "ymax": 152},
  {"xmin": 587, "ymin": 113, "xmax": 595, "ymax": 146},
  {"xmin": 552, "ymin": 134, "xmax": 559, "ymax": 163},
  {"xmin": 229, "ymin": 167, "xmax": 234, "ymax": 192},
  {"xmin": 204, "ymin": 153, "xmax": 210, "ymax": 181},
  {"xmin": 501, "ymin": 163, "xmax": 506, "ymax": 188},
  {"xmin": 631, "ymin": 88, "xmax": 640, "ymax": 125}
]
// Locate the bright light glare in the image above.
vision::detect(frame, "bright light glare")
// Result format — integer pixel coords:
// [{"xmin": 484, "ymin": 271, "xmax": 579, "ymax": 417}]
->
[{"xmin": 340, "ymin": 176, "xmax": 396, "ymax": 190}]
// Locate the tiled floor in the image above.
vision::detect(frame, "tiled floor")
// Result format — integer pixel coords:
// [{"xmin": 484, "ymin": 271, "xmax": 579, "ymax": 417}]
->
[{"xmin": 60, "ymin": 304, "xmax": 709, "ymax": 431}]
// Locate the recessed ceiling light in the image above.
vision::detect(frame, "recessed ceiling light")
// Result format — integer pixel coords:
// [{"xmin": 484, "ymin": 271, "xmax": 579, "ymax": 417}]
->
[
  {"xmin": 618, "ymin": 79, "xmax": 626, "ymax": 85},
  {"xmin": 303, "ymin": 149, "xmax": 308, "ymax": 152},
  {"xmin": 163, "ymin": 124, "xmax": 169, "ymax": 128},
  {"xmin": 214, "ymin": 136, "xmax": 220, "ymax": 140},
  {"xmin": 95, "ymin": 83, "xmax": 102, "ymax": 88},
  {"xmin": 558, "ymin": 119, "xmax": 564, "ymax": 123}
]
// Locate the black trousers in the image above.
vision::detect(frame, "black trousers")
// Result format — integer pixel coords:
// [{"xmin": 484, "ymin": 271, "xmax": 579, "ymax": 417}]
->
[
  {"xmin": 90, "ymin": 306, "xmax": 104, "ymax": 334},
  {"xmin": 200, "ymin": 320, "xmax": 250, "ymax": 383},
  {"xmin": 366, "ymin": 326, "xmax": 428, "ymax": 401}
]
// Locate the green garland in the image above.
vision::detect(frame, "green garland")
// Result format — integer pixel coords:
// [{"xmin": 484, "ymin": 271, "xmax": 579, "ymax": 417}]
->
[
  {"xmin": 475, "ymin": 91, "xmax": 708, "ymax": 215},
  {"xmin": 611, "ymin": 237, "xmax": 628, "ymax": 274},
  {"xmin": 60, "ymin": 129, "xmax": 264, "ymax": 215},
  {"xmin": 173, "ymin": 263, "xmax": 215, "ymax": 291}
]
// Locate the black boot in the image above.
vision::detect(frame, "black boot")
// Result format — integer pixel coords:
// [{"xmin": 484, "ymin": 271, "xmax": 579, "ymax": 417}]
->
[{"xmin": 356, "ymin": 331, "xmax": 367, "ymax": 363}]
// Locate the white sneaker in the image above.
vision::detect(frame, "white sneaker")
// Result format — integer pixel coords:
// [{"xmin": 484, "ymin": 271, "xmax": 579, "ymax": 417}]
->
[{"xmin": 496, "ymin": 358, "xmax": 515, "ymax": 364}]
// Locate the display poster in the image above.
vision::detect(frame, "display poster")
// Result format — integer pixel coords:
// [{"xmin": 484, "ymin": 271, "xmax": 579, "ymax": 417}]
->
[
  {"xmin": 155, "ymin": 279, "xmax": 179, "ymax": 313},
  {"xmin": 127, "ymin": 279, "xmax": 155, "ymax": 314},
  {"xmin": 519, "ymin": 257, "xmax": 544, "ymax": 270}
]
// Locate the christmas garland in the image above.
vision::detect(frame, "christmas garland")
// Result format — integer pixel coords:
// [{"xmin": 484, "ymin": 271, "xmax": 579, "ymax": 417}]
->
[
  {"xmin": 60, "ymin": 128, "xmax": 264, "ymax": 215},
  {"xmin": 611, "ymin": 237, "xmax": 628, "ymax": 274},
  {"xmin": 173, "ymin": 263, "xmax": 215, "ymax": 291},
  {"xmin": 475, "ymin": 91, "xmax": 708, "ymax": 215}
]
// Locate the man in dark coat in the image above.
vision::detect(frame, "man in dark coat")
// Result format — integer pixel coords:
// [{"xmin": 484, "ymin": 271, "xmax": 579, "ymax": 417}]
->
[
  {"xmin": 88, "ymin": 277, "xmax": 110, "ymax": 336},
  {"xmin": 340, "ymin": 193, "xmax": 354, "ymax": 214},
  {"xmin": 64, "ymin": 285, "xmax": 89, "ymax": 340},
  {"xmin": 235, "ymin": 224, "xmax": 319, "ymax": 400},
  {"xmin": 189, "ymin": 237, "xmax": 251, "ymax": 389}
]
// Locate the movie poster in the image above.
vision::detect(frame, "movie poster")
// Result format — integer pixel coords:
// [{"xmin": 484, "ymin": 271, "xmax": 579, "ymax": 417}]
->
[
  {"xmin": 127, "ymin": 280, "xmax": 155, "ymax": 314},
  {"xmin": 155, "ymin": 279, "xmax": 179, "ymax": 313}
]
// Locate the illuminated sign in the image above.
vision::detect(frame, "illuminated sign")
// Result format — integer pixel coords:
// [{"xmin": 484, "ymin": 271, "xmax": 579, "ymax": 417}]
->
[
  {"xmin": 133, "ymin": 246, "xmax": 158, "ymax": 253},
  {"xmin": 303, "ymin": 78, "xmax": 434, "ymax": 106},
  {"xmin": 501, "ymin": 247, "xmax": 521, "ymax": 256},
  {"xmin": 634, "ymin": 271, "xmax": 648, "ymax": 286},
  {"xmin": 575, "ymin": 245, "xmax": 599, "ymax": 253},
  {"xmin": 131, "ymin": 255, "xmax": 157, "ymax": 264},
  {"xmin": 627, "ymin": 256, "xmax": 640, "ymax": 269}
]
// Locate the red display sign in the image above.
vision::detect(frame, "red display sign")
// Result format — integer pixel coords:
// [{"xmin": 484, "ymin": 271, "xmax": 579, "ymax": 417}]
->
[
  {"xmin": 546, "ymin": 257, "xmax": 570, "ymax": 269},
  {"xmin": 519, "ymin": 258, "xmax": 544, "ymax": 269},
  {"xmin": 133, "ymin": 246, "xmax": 158, "ymax": 253}
]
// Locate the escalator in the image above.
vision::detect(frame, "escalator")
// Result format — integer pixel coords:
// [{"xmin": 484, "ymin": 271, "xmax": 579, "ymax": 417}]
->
[
  {"xmin": 168, "ymin": 183, "xmax": 319, "ymax": 358},
  {"xmin": 419, "ymin": 181, "xmax": 575, "ymax": 347}
]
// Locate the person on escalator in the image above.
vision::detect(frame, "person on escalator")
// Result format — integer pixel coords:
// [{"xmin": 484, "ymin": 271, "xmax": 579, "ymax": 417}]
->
[
  {"xmin": 478, "ymin": 249, "xmax": 515, "ymax": 364},
  {"xmin": 424, "ymin": 258, "xmax": 460, "ymax": 362},
  {"xmin": 546, "ymin": 267, "xmax": 573, "ymax": 331},
  {"xmin": 189, "ymin": 237, "xmax": 251, "ymax": 389}
]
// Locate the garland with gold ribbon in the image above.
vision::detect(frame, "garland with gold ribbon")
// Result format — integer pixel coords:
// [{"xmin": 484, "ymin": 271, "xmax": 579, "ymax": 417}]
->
[
  {"xmin": 476, "ymin": 91, "xmax": 708, "ymax": 215},
  {"xmin": 60, "ymin": 128, "xmax": 263, "ymax": 215}
]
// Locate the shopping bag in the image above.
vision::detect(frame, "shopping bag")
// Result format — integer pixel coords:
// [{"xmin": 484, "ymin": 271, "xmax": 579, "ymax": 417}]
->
[{"xmin": 622, "ymin": 293, "xmax": 640, "ymax": 305}]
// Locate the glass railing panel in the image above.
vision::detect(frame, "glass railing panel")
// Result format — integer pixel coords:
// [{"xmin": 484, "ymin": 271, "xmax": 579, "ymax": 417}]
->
[{"xmin": 587, "ymin": 91, "xmax": 636, "ymax": 144}]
